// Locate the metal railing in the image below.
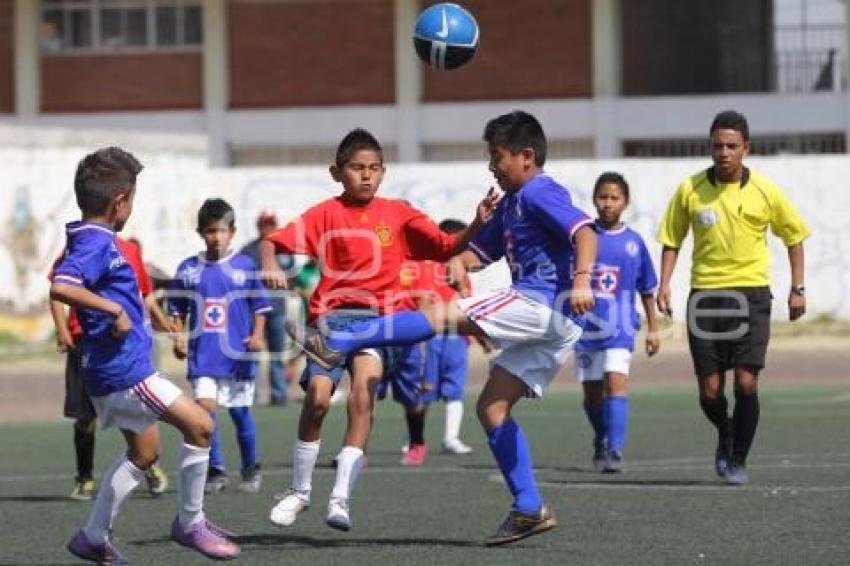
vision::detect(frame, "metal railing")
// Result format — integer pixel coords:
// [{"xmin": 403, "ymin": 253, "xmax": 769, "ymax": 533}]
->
[{"xmin": 774, "ymin": 24, "xmax": 846, "ymax": 92}]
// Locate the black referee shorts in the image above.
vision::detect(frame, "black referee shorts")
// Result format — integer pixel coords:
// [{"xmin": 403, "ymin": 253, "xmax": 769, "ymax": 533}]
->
[{"xmin": 686, "ymin": 287, "xmax": 772, "ymax": 379}]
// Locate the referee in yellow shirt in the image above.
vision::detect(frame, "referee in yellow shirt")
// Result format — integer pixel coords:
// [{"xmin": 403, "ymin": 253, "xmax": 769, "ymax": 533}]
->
[{"xmin": 656, "ymin": 110, "xmax": 810, "ymax": 485}]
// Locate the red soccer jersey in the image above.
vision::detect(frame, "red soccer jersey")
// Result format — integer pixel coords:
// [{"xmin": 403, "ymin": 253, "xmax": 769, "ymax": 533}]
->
[
  {"xmin": 51, "ymin": 236, "xmax": 154, "ymax": 338},
  {"xmin": 399, "ymin": 260, "xmax": 460, "ymax": 305},
  {"xmin": 266, "ymin": 196, "xmax": 458, "ymax": 321}
]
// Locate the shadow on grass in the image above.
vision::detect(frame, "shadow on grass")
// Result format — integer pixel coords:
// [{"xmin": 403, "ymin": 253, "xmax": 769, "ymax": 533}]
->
[
  {"xmin": 0, "ymin": 495, "xmax": 78, "ymax": 503},
  {"xmin": 542, "ymin": 477, "xmax": 723, "ymax": 487},
  {"xmin": 130, "ymin": 533, "xmax": 482, "ymax": 550}
]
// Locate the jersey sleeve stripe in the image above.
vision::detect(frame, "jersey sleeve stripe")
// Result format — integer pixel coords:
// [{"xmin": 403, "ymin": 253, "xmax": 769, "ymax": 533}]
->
[
  {"xmin": 569, "ymin": 218, "xmax": 595, "ymax": 242},
  {"xmin": 468, "ymin": 241, "xmax": 494, "ymax": 264},
  {"xmin": 53, "ymin": 274, "xmax": 84, "ymax": 286},
  {"xmin": 254, "ymin": 306, "xmax": 273, "ymax": 314}
]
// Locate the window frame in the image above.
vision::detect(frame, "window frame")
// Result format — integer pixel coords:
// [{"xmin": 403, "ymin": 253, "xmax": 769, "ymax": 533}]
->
[{"xmin": 41, "ymin": 0, "xmax": 203, "ymax": 56}]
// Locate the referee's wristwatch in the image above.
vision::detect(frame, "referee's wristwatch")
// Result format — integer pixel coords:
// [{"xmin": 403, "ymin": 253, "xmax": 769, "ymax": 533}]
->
[{"xmin": 791, "ymin": 285, "xmax": 806, "ymax": 296}]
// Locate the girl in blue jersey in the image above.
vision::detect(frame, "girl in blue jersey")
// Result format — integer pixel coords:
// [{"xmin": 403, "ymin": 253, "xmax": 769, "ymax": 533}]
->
[{"xmin": 575, "ymin": 172, "xmax": 660, "ymax": 472}]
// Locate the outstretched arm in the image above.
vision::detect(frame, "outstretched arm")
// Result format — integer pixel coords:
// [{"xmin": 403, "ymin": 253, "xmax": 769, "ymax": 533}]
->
[{"xmin": 450, "ymin": 187, "xmax": 502, "ymax": 255}]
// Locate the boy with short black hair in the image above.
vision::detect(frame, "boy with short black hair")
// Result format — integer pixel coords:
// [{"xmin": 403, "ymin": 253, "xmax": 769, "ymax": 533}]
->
[
  {"xmin": 51, "ymin": 147, "xmax": 239, "ymax": 563},
  {"xmin": 170, "ymin": 198, "xmax": 271, "ymax": 494},
  {"xmin": 290, "ymin": 111, "xmax": 597, "ymax": 545},
  {"xmin": 261, "ymin": 128, "xmax": 494, "ymax": 531}
]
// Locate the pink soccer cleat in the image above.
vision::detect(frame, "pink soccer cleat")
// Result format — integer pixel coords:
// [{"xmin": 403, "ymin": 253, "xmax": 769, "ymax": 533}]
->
[
  {"xmin": 170, "ymin": 516, "xmax": 240, "ymax": 560},
  {"xmin": 401, "ymin": 443, "xmax": 428, "ymax": 467},
  {"xmin": 66, "ymin": 529, "xmax": 128, "ymax": 565}
]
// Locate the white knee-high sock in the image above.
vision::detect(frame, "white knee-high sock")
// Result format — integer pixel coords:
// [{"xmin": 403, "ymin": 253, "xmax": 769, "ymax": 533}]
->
[
  {"xmin": 292, "ymin": 439, "xmax": 320, "ymax": 497},
  {"xmin": 444, "ymin": 400, "xmax": 464, "ymax": 442},
  {"xmin": 330, "ymin": 446, "xmax": 364, "ymax": 501},
  {"xmin": 178, "ymin": 443, "xmax": 209, "ymax": 529},
  {"xmin": 83, "ymin": 454, "xmax": 144, "ymax": 543}
]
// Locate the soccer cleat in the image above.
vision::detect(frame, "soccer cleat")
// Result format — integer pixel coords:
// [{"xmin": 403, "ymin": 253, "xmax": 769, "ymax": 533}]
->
[
  {"xmin": 442, "ymin": 438, "xmax": 473, "ymax": 455},
  {"xmin": 592, "ymin": 439, "xmax": 607, "ymax": 472},
  {"xmin": 285, "ymin": 321, "xmax": 344, "ymax": 370},
  {"xmin": 145, "ymin": 464, "xmax": 169, "ymax": 497},
  {"xmin": 401, "ymin": 443, "xmax": 428, "ymax": 467},
  {"xmin": 725, "ymin": 463, "xmax": 749, "ymax": 485},
  {"xmin": 70, "ymin": 478, "xmax": 96, "ymax": 501},
  {"xmin": 237, "ymin": 464, "xmax": 262, "ymax": 494},
  {"xmin": 204, "ymin": 468, "xmax": 228, "ymax": 494},
  {"xmin": 269, "ymin": 489, "xmax": 310, "ymax": 527},
  {"xmin": 483, "ymin": 502, "xmax": 558, "ymax": 546},
  {"xmin": 602, "ymin": 450, "xmax": 625, "ymax": 473},
  {"xmin": 170, "ymin": 516, "xmax": 240, "ymax": 560},
  {"xmin": 67, "ymin": 529, "xmax": 128, "ymax": 565},
  {"xmin": 715, "ymin": 434, "xmax": 733, "ymax": 478},
  {"xmin": 325, "ymin": 497, "xmax": 351, "ymax": 531}
]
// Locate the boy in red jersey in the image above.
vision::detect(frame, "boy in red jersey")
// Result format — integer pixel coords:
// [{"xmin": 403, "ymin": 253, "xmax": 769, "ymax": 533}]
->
[{"xmin": 261, "ymin": 129, "xmax": 496, "ymax": 531}]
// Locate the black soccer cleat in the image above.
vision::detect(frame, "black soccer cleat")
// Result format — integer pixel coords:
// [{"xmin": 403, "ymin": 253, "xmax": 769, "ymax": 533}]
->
[
  {"xmin": 483, "ymin": 502, "xmax": 558, "ymax": 546},
  {"xmin": 284, "ymin": 321, "xmax": 344, "ymax": 370}
]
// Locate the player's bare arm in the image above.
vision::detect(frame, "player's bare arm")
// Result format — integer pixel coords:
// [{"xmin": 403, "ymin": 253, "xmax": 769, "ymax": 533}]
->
[
  {"xmin": 787, "ymin": 242, "xmax": 806, "ymax": 321},
  {"xmin": 656, "ymin": 246, "xmax": 679, "ymax": 317},
  {"xmin": 144, "ymin": 293, "xmax": 177, "ymax": 334},
  {"xmin": 446, "ymin": 250, "xmax": 481, "ymax": 297},
  {"xmin": 641, "ymin": 293, "xmax": 660, "ymax": 356},
  {"xmin": 245, "ymin": 313, "xmax": 266, "ymax": 352},
  {"xmin": 170, "ymin": 315, "xmax": 188, "ymax": 360},
  {"xmin": 49, "ymin": 298, "xmax": 76, "ymax": 352},
  {"xmin": 570, "ymin": 224, "xmax": 597, "ymax": 315},
  {"xmin": 258, "ymin": 239, "xmax": 288, "ymax": 290},
  {"xmin": 450, "ymin": 187, "xmax": 501, "ymax": 255},
  {"xmin": 50, "ymin": 282, "xmax": 131, "ymax": 338}
]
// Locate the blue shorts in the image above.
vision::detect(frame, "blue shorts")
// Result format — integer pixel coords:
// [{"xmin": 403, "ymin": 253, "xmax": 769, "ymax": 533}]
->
[
  {"xmin": 386, "ymin": 335, "xmax": 469, "ymax": 407},
  {"xmin": 300, "ymin": 310, "xmax": 403, "ymax": 392}
]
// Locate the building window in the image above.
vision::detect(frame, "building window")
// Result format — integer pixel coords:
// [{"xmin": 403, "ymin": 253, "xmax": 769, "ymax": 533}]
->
[
  {"xmin": 41, "ymin": 0, "xmax": 203, "ymax": 54},
  {"xmin": 623, "ymin": 133, "xmax": 846, "ymax": 157}
]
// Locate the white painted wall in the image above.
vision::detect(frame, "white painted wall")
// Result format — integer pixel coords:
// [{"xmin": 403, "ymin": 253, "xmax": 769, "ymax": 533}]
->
[{"xmin": 1, "ymin": 140, "xmax": 846, "ymax": 341}]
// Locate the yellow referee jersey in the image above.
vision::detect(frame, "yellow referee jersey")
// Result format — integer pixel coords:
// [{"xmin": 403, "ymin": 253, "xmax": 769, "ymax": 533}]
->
[{"xmin": 656, "ymin": 167, "xmax": 810, "ymax": 289}]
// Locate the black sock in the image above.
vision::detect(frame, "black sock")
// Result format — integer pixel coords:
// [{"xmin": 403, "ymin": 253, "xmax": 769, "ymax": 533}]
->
[
  {"xmin": 406, "ymin": 408, "xmax": 426, "ymax": 445},
  {"xmin": 699, "ymin": 395, "xmax": 731, "ymax": 438},
  {"xmin": 74, "ymin": 427, "xmax": 95, "ymax": 481},
  {"xmin": 732, "ymin": 392, "xmax": 760, "ymax": 466}
]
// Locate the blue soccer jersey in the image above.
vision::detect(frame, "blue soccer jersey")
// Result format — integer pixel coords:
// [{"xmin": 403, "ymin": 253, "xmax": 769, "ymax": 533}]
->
[
  {"xmin": 51, "ymin": 221, "xmax": 155, "ymax": 396},
  {"xmin": 169, "ymin": 252, "xmax": 272, "ymax": 380},
  {"xmin": 577, "ymin": 223, "xmax": 658, "ymax": 352},
  {"xmin": 468, "ymin": 173, "xmax": 593, "ymax": 316}
]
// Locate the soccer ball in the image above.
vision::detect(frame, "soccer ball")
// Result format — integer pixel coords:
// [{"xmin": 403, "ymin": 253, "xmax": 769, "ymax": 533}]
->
[{"xmin": 413, "ymin": 3, "xmax": 479, "ymax": 71}]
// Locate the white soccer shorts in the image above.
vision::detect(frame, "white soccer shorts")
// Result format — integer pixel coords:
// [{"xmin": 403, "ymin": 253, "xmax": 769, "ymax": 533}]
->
[
  {"xmin": 192, "ymin": 377, "xmax": 256, "ymax": 408},
  {"xmin": 457, "ymin": 288, "xmax": 582, "ymax": 398},
  {"xmin": 91, "ymin": 372, "xmax": 182, "ymax": 433},
  {"xmin": 574, "ymin": 348, "xmax": 633, "ymax": 382}
]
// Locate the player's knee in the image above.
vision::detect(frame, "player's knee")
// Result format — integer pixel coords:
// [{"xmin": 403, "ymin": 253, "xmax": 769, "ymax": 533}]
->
[
  {"xmin": 305, "ymin": 390, "xmax": 330, "ymax": 421},
  {"xmin": 190, "ymin": 412, "xmax": 215, "ymax": 447},
  {"xmin": 475, "ymin": 398, "xmax": 504, "ymax": 430}
]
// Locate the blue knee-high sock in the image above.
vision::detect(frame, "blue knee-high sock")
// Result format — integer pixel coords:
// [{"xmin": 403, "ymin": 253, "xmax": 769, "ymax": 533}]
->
[
  {"xmin": 486, "ymin": 417, "xmax": 542, "ymax": 515},
  {"xmin": 209, "ymin": 410, "xmax": 225, "ymax": 472},
  {"xmin": 327, "ymin": 311, "xmax": 435, "ymax": 354},
  {"xmin": 229, "ymin": 406, "xmax": 259, "ymax": 470},
  {"xmin": 583, "ymin": 400, "xmax": 605, "ymax": 444},
  {"xmin": 603, "ymin": 396, "xmax": 629, "ymax": 452}
]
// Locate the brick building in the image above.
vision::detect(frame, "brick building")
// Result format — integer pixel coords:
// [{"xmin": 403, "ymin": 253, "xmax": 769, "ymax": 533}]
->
[{"xmin": 0, "ymin": 0, "xmax": 847, "ymax": 165}]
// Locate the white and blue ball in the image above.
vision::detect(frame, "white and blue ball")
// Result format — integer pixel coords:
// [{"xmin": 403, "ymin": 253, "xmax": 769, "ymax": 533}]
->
[{"xmin": 413, "ymin": 3, "xmax": 479, "ymax": 71}]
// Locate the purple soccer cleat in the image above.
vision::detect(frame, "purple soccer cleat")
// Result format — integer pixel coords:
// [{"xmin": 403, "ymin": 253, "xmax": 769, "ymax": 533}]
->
[
  {"xmin": 170, "ymin": 516, "xmax": 240, "ymax": 560},
  {"xmin": 66, "ymin": 529, "xmax": 128, "ymax": 565}
]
